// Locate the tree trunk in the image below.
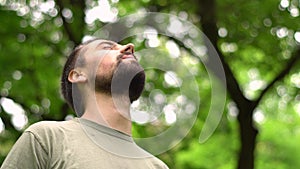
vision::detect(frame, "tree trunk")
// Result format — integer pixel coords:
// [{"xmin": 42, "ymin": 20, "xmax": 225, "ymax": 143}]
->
[
  {"xmin": 237, "ymin": 102, "xmax": 258, "ymax": 169},
  {"xmin": 197, "ymin": 0, "xmax": 259, "ymax": 168}
]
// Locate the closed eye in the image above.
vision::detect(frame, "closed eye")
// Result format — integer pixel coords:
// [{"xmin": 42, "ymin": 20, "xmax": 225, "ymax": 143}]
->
[
  {"xmin": 102, "ymin": 46, "xmax": 112, "ymax": 49},
  {"xmin": 96, "ymin": 41, "xmax": 116, "ymax": 50}
]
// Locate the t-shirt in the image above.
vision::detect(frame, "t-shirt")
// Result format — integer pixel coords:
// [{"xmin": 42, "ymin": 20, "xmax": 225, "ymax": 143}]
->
[{"xmin": 1, "ymin": 118, "xmax": 169, "ymax": 169}]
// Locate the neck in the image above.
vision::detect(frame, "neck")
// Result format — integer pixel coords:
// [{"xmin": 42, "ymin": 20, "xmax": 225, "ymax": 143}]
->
[{"xmin": 81, "ymin": 92, "xmax": 132, "ymax": 135}]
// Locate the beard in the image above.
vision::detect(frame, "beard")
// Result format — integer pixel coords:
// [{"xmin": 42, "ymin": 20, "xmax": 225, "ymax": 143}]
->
[{"xmin": 95, "ymin": 57, "xmax": 145, "ymax": 102}]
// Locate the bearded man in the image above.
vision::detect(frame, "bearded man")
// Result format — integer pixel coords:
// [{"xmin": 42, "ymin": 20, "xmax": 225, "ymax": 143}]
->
[{"xmin": 1, "ymin": 39, "xmax": 169, "ymax": 169}]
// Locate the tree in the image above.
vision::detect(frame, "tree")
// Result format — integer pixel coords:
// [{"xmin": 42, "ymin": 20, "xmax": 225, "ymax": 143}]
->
[
  {"xmin": 1, "ymin": 0, "xmax": 300, "ymax": 169},
  {"xmin": 197, "ymin": 0, "xmax": 300, "ymax": 168}
]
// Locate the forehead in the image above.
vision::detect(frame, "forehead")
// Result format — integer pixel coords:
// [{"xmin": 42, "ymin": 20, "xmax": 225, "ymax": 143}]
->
[
  {"xmin": 79, "ymin": 39, "xmax": 118, "ymax": 59},
  {"xmin": 85, "ymin": 39, "xmax": 118, "ymax": 50}
]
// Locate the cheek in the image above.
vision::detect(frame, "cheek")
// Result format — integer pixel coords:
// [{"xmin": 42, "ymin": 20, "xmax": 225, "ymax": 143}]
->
[
  {"xmin": 100, "ymin": 61, "xmax": 114, "ymax": 70},
  {"xmin": 97, "ymin": 58, "xmax": 117, "ymax": 75},
  {"xmin": 86, "ymin": 52, "xmax": 118, "ymax": 76}
]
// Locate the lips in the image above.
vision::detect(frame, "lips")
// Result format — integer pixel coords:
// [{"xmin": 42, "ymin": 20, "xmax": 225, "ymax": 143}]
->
[
  {"xmin": 122, "ymin": 54, "xmax": 135, "ymax": 59},
  {"xmin": 119, "ymin": 52, "xmax": 136, "ymax": 60}
]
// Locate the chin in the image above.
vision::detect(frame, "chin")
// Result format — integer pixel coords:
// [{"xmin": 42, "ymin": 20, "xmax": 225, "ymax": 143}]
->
[{"xmin": 109, "ymin": 60, "xmax": 145, "ymax": 102}]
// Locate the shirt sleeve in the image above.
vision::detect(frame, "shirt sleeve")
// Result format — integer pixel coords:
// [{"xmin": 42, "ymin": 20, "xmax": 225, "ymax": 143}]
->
[{"xmin": 0, "ymin": 131, "xmax": 48, "ymax": 169}]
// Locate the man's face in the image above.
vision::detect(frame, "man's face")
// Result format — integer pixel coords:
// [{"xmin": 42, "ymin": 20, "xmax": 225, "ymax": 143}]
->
[{"xmin": 82, "ymin": 39, "xmax": 145, "ymax": 102}]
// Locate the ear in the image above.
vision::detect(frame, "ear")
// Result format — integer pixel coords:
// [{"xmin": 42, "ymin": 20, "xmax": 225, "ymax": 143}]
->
[{"xmin": 68, "ymin": 69, "xmax": 87, "ymax": 83}]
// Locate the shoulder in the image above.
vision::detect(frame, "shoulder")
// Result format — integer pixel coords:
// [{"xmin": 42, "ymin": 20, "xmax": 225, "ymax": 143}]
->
[
  {"xmin": 26, "ymin": 119, "xmax": 73, "ymax": 130},
  {"xmin": 22, "ymin": 119, "xmax": 80, "ymax": 150},
  {"xmin": 24, "ymin": 119, "xmax": 79, "ymax": 138},
  {"xmin": 150, "ymin": 156, "xmax": 169, "ymax": 169},
  {"xmin": 138, "ymin": 155, "xmax": 169, "ymax": 169}
]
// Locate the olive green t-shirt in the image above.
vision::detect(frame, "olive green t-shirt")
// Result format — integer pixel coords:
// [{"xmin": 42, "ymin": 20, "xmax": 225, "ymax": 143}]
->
[{"xmin": 1, "ymin": 118, "xmax": 168, "ymax": 169}]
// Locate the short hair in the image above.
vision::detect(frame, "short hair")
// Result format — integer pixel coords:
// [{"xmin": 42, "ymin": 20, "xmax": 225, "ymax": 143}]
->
[{"xmin": 60, "ymin": 38, "xmax": 100, "ymax": 114}]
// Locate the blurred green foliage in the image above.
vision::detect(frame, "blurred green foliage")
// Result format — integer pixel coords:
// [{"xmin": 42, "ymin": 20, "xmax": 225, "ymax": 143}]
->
[{"xmin": 1, "ymin": 0, "xmax": 300, "ymax": 169}]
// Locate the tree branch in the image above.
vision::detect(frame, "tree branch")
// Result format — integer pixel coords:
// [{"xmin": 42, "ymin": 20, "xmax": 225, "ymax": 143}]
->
[
  {"xmin": 55, "ymin": 0, "xmax": 80, "ymax": 45},
  {"xmin": 255, "ymin": 48, "xmax": 300, "ymax": 105},
  {"xmin": 196, "ymin": 0, "xmax": 249, "ymax": 106}
]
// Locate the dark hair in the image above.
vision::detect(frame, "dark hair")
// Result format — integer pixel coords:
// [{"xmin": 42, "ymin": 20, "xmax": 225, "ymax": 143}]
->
[{"xmin": 61, "ymin": 38, "xmax": 100, "ymax": 114}]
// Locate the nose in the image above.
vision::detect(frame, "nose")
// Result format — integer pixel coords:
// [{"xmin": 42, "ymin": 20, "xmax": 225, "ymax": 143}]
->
[{"xmin": 120, "ymin": 43, "xmax": 134, "ymax": 54}]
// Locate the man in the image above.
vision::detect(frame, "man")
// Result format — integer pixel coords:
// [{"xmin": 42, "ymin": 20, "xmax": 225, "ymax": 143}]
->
[{"xmin": 1, "ymin": 39, "xmax": 169, "ymax": 169}]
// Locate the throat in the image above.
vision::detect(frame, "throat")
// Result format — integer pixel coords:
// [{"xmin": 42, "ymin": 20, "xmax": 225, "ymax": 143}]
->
[{"xmin": 82, "ymin": 93, "xmax": 132, "ymax": 135}]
